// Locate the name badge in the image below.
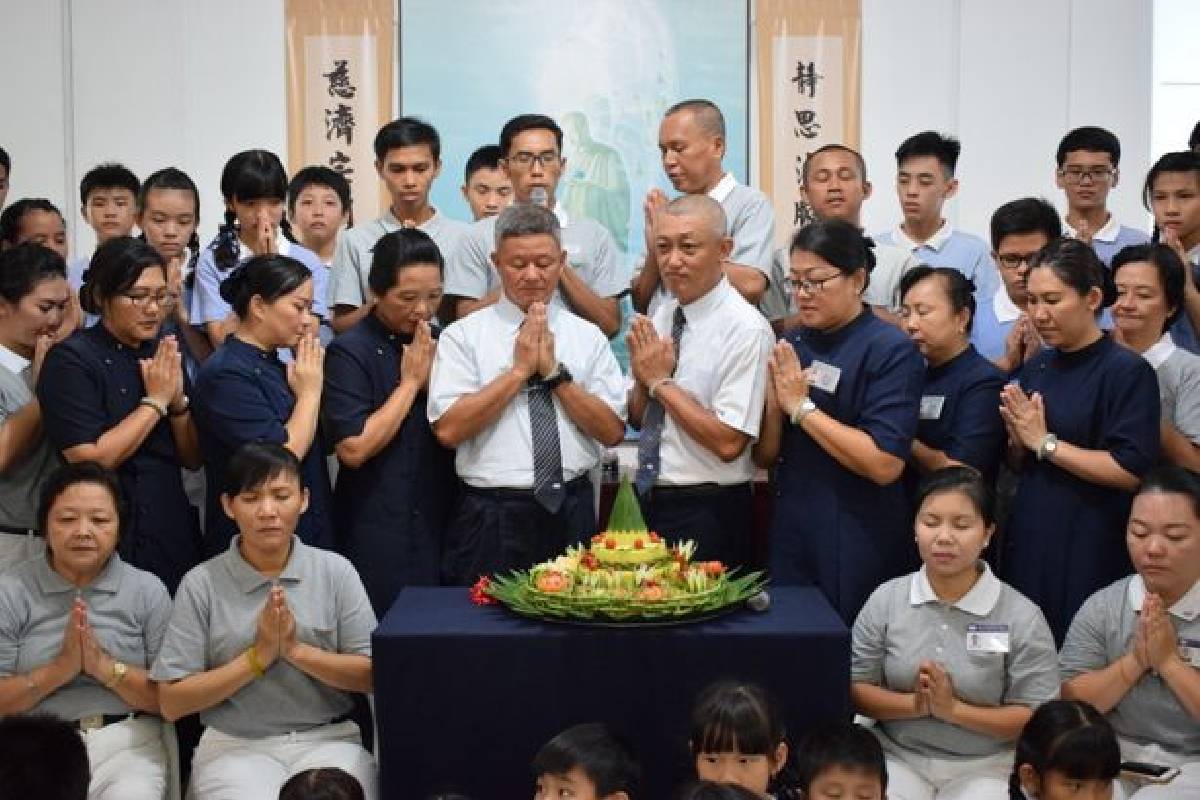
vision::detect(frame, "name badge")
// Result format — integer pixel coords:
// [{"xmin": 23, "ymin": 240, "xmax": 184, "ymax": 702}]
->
[
  {"xmin": 809, "ymin": 360, "xmax": 841, "ymax": 394},
  {"xmin": 920, "ymin": 395, "xmax": 946, "ymax": 420},
  {"xmin": 1180, "ymin": 638, "xmax": 1200, "ymax": 668},
  {"xmin": 966, "ymin": 623, "xmax": 1010, "ymax": 654}
]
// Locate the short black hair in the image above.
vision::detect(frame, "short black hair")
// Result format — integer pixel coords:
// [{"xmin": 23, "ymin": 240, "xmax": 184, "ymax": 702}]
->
[
  {"xmin": 38, "ymin": 461, "xmax": 125, "ymax": 539},
  {"xmin": 1111, "ymin": 243, "xmax": 1187, "ymax": 333},
  {"xmin": 1029, "ymin": 237, "xmax": 1114, "ymax": 307},
  {"xmin": 664, "ymin": 99, "xmax": 726, "ymax": 139},
  {"xmin": 499, "ymin": 114, "xmax": 563, "ymax": 158},
  {"xmin": 80, "ymin": 235, "xmax": 166, "ymax": 316},
  {"xmin": 1011, "ymin": 700, "xmax": 1119, "ymax": 795},
  {"xmin": 0, "ymin": 145, "xmax": 10, "ymax": 173},
  {"xmin": 374, "ymin": 117, "xmax": 441, "ymax": 162},
  {"xmin": 0, "ymin": 198, "xmax": 63, "ymax": 248},
  {"xmin": 79, "ymin": 162, "xmax": 140, "ymax": 205},
  {"xmin": 914, "ymin": 465, "xmax": 995, "ymax": 526},
  {"xmin": 801, "ymin": 144, "xmax": 868, "ymax": 185},
  {"xmin": 1142, "ymin": 151, "xmax": 1200, "ymax": 212},
  {"xmin": 673, "ymin": 781, "xmax": 763, "ymax": 800},
  {"xmin": 1056, "ymin": 126, "xmax": 1121, "ymax": 168},
  {"xmin": 789, "ymin": 218, "xmax": 875, "ymax": 290},
  {"xmin": 794, "ymin": 721, "xmax": 886, "ymax": 793},
  {"xmin": 464, "ymin": 144, "xmax": 504, "ymax": 183},
  {"xmin": 279, "ymin": 768, "xmax": 365, "ymax": 800},
  {"xmin": 895, "ymin": 131, "xmax": 961, "ymax": 176},
  {"xmin": 0, "ymin": 714, "xmax": 90, "ymax": 800},
  {"xmin": 0, "ymin": 241, "xmax": 67, "ymax": 304},
  {"xmin": 989, "ymin": 197, "xmax": 1062, "ymax": 251},
  {"xmin": 532, "ymin": 723, "xmax": 640, "ymax": 799},
  {"xmin": 1136, "ymin": 464, "xmax": 1200, "ymax": 521},
  {"xmin": 222, "ymin": 442, "xmax": 303, "ymax": 498},
  {"xmin": 900, "ymin": 265, "xmax": 978, "ymax": 332},
  {"xmin": 218, "ymin": 254, "xmax": 312, "ymax": 318},
  {"xmin": 288, "ymin": 165, "xmax": 352, "ymax": 214},
  {"xmin": 1190, "ymin": 120, "xmax": 1200, "ymax": 151},
  {"xmin": 368, "ymin": 228, "xmax": 444, "ymax": 297}
]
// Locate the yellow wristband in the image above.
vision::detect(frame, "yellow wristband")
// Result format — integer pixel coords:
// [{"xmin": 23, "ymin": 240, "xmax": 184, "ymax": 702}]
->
[{"xmin": 246, "ymin": 646, "xmax": 265, "ymax": 678}]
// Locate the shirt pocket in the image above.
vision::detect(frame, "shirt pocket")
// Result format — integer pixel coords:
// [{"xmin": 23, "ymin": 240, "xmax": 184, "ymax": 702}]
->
[
  {"xmin": 297, "ymin": 608, "xmax": 339, "ymax": 653},
  {"xmin": 959, "ymin": 651, "xmax": 1007, "ymax": 706}
]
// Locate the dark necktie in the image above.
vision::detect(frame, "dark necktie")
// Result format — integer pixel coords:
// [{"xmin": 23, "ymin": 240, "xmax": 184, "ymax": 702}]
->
[
  {"xmin": 529, "ymin": 377, "xmax": 565, "ymax": 513},
  {"xmin": 635, "ymin": 306, "xmax": 686, "ymax": 496}
]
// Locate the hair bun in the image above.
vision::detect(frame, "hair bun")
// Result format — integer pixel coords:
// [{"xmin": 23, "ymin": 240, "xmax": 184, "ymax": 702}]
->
[{"xmin": 219, "ymin": 264, "xmax": 250, "ymax": 306}]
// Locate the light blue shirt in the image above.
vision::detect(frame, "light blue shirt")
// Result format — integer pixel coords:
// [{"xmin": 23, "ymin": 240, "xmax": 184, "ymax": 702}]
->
[
  {"xmin": 970, "ymin": 288, "xmax": 1020, "ymax": 366},
  {"xmin": 190, "ymin": 236, "xmax": 328, "ymax": 325},
  {"xmin": 1062, "ymin": 215, "xmax": 1150, "ymax": 267},
  {"xmin": 875, "ymin": 222, "xmax": 999, "ymax": 303}
]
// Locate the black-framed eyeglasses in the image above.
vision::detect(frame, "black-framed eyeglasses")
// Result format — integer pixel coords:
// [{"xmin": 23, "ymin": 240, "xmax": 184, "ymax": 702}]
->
[
  {"xmin": 784, "ymin": 272, "xmax": 845, "ymax": 295},
  {"xmin": 1059, "ymin": 167, "xmax": 1115, "ymax": 184},
  {"xmin": 995, "ymin": 252, "xmax": 1039, "ymax": 270},
  {"xmin": 120, "ymin": 290, "xmax": 172, "ymax": 308},
  {"xmin": 506, "ymin": 151, "xmax": 560, "ymax": 168}
]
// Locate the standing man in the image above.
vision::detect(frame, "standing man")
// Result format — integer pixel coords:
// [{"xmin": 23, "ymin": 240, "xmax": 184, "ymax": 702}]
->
[
  {"xmin": 443, "ymin": 114, "xmax": 624, "ymax": 338},
  {"xmin": 329, "ymin": 117, "xmax": 469, "ymax": 333},
  {"xmin": 429, "ymin": 204, "xmax": 626, "ymax": 584},
  {"xmin": 461, "ymin": 144, "xmax": 513, "ymax": 221},
  {"xmin": 631, "ymin": 99, "xmax": 774, "ymax": 314},
  {"xmin": 1056, "ymin": 126, "xmax": 1149, "ymax": 265},
  {"xmin": 627, "ymin": 194, "xmax": 773, "ymax": 567}
]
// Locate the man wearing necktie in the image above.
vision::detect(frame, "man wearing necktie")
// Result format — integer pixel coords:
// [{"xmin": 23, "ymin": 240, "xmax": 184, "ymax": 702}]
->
[
  {"xmin": 627, "ymin": 195, "xmax": 774, "ymax": 567},
  {"xmin": 429, "ymin": 204, "xmax": 626, "ymax": 584}
]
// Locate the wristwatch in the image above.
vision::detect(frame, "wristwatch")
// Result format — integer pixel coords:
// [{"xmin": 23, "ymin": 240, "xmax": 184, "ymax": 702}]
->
[
  {"xmin": 105, "ymin": 660, "xmax": 128, "ymax": 690},
  {"xmin": 543, "ymin": 363, "xmax": 573, "ymax": 390},
  {"xmin": 790, "ymin": 397, "xmax": 818, "ymax": 426},
  {"xmin": 1036, "ymin": 433, "xmax": 1059, "ymax": 461}
]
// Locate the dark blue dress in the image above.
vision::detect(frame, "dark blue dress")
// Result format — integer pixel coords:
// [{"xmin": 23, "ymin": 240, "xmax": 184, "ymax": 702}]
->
[
  {"xmin": 770, "ymin": 308, "xmax": 924, "ymax": 623},
  {"xmin": 1005, "ymin": 334, "xmax": 1160, "ymax": 643},
  {"xmin": 192, "ymin": 336, "xmax": 333, "ymax": 554},
  {"xmin": 323, "ymin": 314, "xmax": 456, "ymax": 616},
  {"xmin": 905, "ymin": 345, "xmax": 1006, "ymax": 493},
  {"xmin": 36, "ymin": 325, "xmax": 203, "ymax": 592}
]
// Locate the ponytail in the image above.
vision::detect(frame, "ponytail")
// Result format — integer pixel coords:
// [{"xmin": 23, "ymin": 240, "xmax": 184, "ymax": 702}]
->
[{"xmin": 214, "ymin": 208, "xmax": 240, "ymax": 272}]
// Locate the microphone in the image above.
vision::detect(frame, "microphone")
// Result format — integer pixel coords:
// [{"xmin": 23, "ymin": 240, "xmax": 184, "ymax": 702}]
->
[
  {"xmin": 530, "ymin": 187, "xmax": 549, "ymax": 208},
  {"xmin": 746, "ymin": 591, "xmax": 770, "ymax": 612}
]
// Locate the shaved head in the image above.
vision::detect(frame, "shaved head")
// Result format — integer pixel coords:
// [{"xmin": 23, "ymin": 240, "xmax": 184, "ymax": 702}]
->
[
  {"xmin": 663, "ymin": 194, "xmax": 727, "ymax": 239},
  {"xmin": 664, "ymin": 99, "xmax": 725, "ymax": 139}
]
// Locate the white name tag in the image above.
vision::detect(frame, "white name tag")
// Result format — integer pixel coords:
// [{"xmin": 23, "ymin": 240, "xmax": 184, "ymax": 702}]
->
[
  {"xmin": 809, "ymin": 360, "xmax": 841, "ymax": 394},
  {"xmin": 1180, "ymin": 638, "xmax": 1200, "ymax": 668},
  {"xmin": 920, "ymin": 395, "xmax": 946, "ymax": 420},
  {"xmin": 966, "ymin": 623, "xmax": 1010, "ymax": 654}
]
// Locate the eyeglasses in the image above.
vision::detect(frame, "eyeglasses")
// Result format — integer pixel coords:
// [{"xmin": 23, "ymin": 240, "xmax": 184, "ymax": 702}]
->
[
  {"xmin": 120, "ymin": 290, "xmax": 172, "ymax": 308},
  {"xmin": 995, "ymin": 252, "xmax": 1040, "ymax": 270},
  {"xmin": 1059, "ymin": 167, "xmax": 1115, "ymax": 184},
  {"xmin": 784, "ymin": 272, "xmax": 845, "ymax": 295},
  {"xmin": 507, "ymin": 151, "xmax": 560, "ymax": 168}
]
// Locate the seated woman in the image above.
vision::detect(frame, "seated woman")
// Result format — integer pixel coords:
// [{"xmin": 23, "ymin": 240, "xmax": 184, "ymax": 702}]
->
[
  {"xmin": 0, "ymin": 461, "xmax": 173, "ymax": 800},
  {"xmin": 1060, "ymin": 465, "xmax": 1200, "ymax": 799},
  {"xmin": 851, "ymin": 467, "xmax": 1059, "ymax": 800},
  {"xmin": 152, "ymin": 442, "xmax": 377, "ymax": 800}
]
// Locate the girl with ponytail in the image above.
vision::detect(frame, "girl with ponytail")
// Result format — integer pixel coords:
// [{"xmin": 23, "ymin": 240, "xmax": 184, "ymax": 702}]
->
[{"xmin": 1010, "ymin": 700, "xmax": 1119, "ymax": 799}]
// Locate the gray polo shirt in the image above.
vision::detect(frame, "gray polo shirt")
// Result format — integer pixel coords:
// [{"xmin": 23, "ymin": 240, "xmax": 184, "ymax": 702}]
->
[
  {"xmin": 1060, "ymin": 575, "xmax": 1200, "ymax": 757},
  {"xmin": 329, "ymin": 208, "xmax": 469, "ymax": 308},
  {"xmin": 443, "ymin": 206, "xmax": 626, "ymax": 303},
  {"xmin": 0, "ymin": 346, "xmax": 61, "ymax": 530},
  {"xmin": 1144, "ymin": 336, "xmax": 1200, "ymax": 444},
  {"xmin": 0, "ymin": 553, "xmax": 171, "ymax": 720},
  {"xmin": 852, "ymin": 564, "xmax": 1059, "ymax": 758},
  {"xmin": 151, "ymin": 535, "xmax": 376, "ymax": 738}
]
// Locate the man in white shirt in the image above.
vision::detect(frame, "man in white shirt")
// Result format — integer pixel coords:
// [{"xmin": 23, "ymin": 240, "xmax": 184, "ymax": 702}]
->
[
  {"xmin": 631, "ymin": 99, "xmax": 774, "ymax": 314},
  {"xmin": 627, "ymin": 194, "xmax": 773, "ymax": 567},
  {"xmin": 429, "ymin": 204, "xmax": 626, "ymax": 584},
  {"xmin": 760, "ymin": 144, "xmax": 917, "ymax": 331},
  {"xmin": 329, "ymin": 117, "xmax": 469, "ymax": 333},
  {"xmin": 442, "ymin": 114, "xmax": 625, "ymax": 338}
]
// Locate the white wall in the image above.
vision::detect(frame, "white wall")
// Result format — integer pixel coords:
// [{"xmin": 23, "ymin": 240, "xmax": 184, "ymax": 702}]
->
[
  {"xmin": 1151, "ymin": 0, "xmax": 1200, "ymax": 160},
  {"xmin": 1, "ymin": 0, "xmax": 1162, "ymax": 257}
]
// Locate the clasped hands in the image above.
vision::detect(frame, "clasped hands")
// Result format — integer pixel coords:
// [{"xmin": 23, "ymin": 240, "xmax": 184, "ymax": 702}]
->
[
  {"xmin": 512, "ymin": 302, "xmax": 559, "ymax": 382},
  {"xmin": 999, "ymin": 382, "xmax": 1049, "ymax": 452},
  {"xmin": 252, "ymin": 585, "xmax": 300, "ymax": 671},
  {"xmin": 1128, "ymin": 592, "xmax": 1184, "ymax": 677},
  {"xmin": 55, "ymin": 598, "xmax": 120, "ymax": 688},
  {"xmin": 912, "ymin": 660, "xmax": 958, "ymax": 722}
]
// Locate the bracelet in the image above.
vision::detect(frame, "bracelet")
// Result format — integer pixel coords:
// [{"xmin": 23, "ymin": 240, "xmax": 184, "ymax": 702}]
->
[
  {"xmin": 139, "ymin": 397, "xmax": 169, "ymax": 418},
  {"xmin": 648, "ymin": 377, "xmax": 674, "ymax": 400},
  {"xmin": 245, "ymin": 646, "xmax": 265, "ymax": 679}
]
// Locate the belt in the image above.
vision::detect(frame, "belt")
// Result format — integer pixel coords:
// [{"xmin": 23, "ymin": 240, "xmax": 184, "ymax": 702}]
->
[
  {"xmin": 466, "ymin": 474, "xmax": 591, "ymax": 500},
  {"xmin": 0, "ymin": 525, "xmax": 33, "ymax": 536},
  {"xmin": 75, "ymin": 712, "xmax": 142, "ymax": 732},
  {"xmin": 650, "ymin": 482, "xmax": 747, "ymax": 498}
]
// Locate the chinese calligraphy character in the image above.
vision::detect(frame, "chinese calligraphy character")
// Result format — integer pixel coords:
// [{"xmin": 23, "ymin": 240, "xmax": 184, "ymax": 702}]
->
[
  {"xmin": 791, "ymin": 60, "xmax": 823, "ymax": 99},
  {"xmin": 325, "ymin": 104, "xmax": 355, "ymax": 145},
  {"xmin": 793, "ymin": 109, "xmax": 821, "ymax": 139},
  {"xmin": 328, "ymin": 150, "xmax": 354, "ymax": 181},
  {"xmin": 322, "ymin": 59, "xmax": 357, "ymax": 100},
  {"xmin": 794, "ymin": 201, "xmax": 815, "ymax": 228}
]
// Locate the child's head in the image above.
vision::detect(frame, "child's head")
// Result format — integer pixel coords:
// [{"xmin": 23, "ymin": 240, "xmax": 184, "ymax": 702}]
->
[
  {"xmin": 674, "ymin": 780, "xmax": 764, "ymax": 800},
  {"xmin": 794, "ymin": 722, "xmax": 886, "ymax": 800},
  {"xmin": 216, "ymin": 150, "xmax": 291, "ymax": 269},
  {"xmin": 0, "ymin": 145, "xmax": 10, "ymax": 208},
  {"xmin": 79, "ymin": 162, "xmax": 140, "ymax": 244},
  {"xmin": 1012, "ymin": 700, "xmax": 1118, "ymax": 800},
  {"xmin": 0, "ymin": 198, "xmax": 68, "ymax": 260},
  {"xmin": 1144, "ymin": 150, "xmax": 1200, "ymax": 248},
  {"xmin": 689, "ymin": 682, "xmax": 790, "ymax": 797},
  {"xmin": 532, "ymin": 723, "xmax": 640, "ymax": 800},
  {"xmin": 137, "ymin": 168, "xmax": 200, "ymax": 264},
  {"xmin": 279, "ymin": 767, "xmax": 364, "ymax": 800},
  {"xmin": 894, "ymin": 131, "xmax": 960, "ymax": 226},
  {"xmin": 462, "ymin": 144, "xmax": 513, "ymax": 221},
  {"xmin": 287, "ymin": 166, "xmax": 352, "ymax": 250},
  {"xmin": 1055, "ymin": 127, "xmax": 1121, "ymax": 215}
]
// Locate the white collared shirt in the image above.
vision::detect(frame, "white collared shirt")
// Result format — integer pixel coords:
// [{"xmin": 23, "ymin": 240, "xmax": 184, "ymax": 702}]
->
[
  {"xmin": 994, "ymin": 287, "xmax": 1022, "ymax": 324},
  {"xmin": 1142, "ymin": 332, "xmax": 1177, "ymax": 370},
  {"xmin": 890, "ymin": 219, "xmax": 955, "ymax": 253},
  {"xmin": 707, "ymin": 172, "xmax": 738, "ymax": 204},
  {"xmin": 1128, "ymin": 574, "xmax": 1200, "ymax": 622},
  {"xmin": 1063, "ymin": 213, "xmax": 1122, "ymax": 243},
  {"xmin": 649, "ymin": 277, "xmax": 773, "ymax": 485},
  {"xmin": 428, "ymin": 294, "xmax": 627, "ymax": 487},
  {"xmin": 909, "ymin": 562, "xmax": 1004, "ymax": 616},
  {"xmin": 0, "ymin": 344, "xmax": 30, "ymax": 377}
]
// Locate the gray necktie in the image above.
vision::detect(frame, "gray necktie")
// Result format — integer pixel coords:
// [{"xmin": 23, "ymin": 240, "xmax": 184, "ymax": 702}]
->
[
  {"xmin": 529, "ymin": 378, "xmax": 565, "ymax": 513},
  {"xmin": 635, "ymin": 306, "xmax": 686, "ymax": 496}
]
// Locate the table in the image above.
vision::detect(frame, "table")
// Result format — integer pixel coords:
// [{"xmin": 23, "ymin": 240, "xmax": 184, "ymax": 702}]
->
[{"xmin": 373, "ymin": 587, "xmax": 850, "ymax": 800}]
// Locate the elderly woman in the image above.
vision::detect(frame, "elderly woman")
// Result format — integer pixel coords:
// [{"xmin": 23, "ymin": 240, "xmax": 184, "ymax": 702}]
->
[
  {"xmin": 851, "ymin": 467, "xmax": 1059, "ymax": 800},
  {"xmin": 152, "ymin": 442, "xmax": 377, "ymax": 800},
  {"xmin": 0, "ymin": 461, "xmax": 173, "ymax": 799},
  {"xmin": 1060, "ymin": 466, "xmax": 1200, "ymax": 799}
]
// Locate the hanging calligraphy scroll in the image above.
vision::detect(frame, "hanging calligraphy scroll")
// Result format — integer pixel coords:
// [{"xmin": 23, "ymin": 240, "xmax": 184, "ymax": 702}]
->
[
  {"xmin": 285, "ymin": 0, "xmax": 394, "ymax": 223},
  {"xmin": 755, "ymin": 0, "xmax": 861, "ymax": 248}
]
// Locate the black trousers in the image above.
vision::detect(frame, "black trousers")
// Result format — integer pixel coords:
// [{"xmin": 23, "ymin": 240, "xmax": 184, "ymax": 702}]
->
[
  {"xmin": 442, "ymin": 476, "xmax": 596, "ymax": 585},
  {"xmin": 642, "ymin": 482, "xmax": 752, "ymax": 568}
]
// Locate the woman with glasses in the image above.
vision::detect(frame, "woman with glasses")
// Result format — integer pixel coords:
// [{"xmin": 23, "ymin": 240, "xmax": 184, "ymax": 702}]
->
[
  {"xmin": 754, "ymin": 219, "xmax": 924, "ymax": 622},
  {"xmin": 37, "ymin": 236, "xmax": 203, "ymax": 592}
]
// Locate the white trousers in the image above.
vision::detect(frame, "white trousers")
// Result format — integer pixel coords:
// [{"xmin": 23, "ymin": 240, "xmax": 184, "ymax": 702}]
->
[
  {"xmin": 1116, "ymin": 739, "xmax": 1200, "ymax": 800},
  {"xmin": 82, "ymin": 714, "xmax": 169, "ymax": 800},
  {"xmin": 879, "ymin": 736, "xmax": 1012, "ymax": 800},
  {"xmin": 189, "ymin": 720, "xmax": 377, "ymax": 800},
  {"xmin": 0, "ymin": 531, "xmax": 42, "ymax": 572}
]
